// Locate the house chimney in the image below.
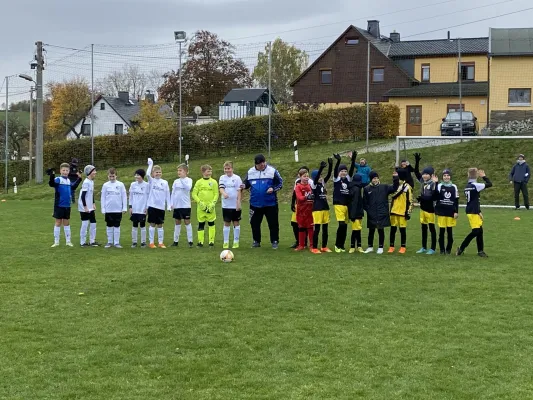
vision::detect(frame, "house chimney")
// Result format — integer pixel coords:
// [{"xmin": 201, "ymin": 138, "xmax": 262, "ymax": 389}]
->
[
  {"xmin": 118, "ymin": 91, "xmax": 129, "ymax": 103},
  {"xmin": 447, "ymin": 31, "xmax": 451, "ymax": 40},
  {"xmin": 390, "ymin": 31, "xmax": 400, "ymax": 43},
  {"xmin": 367, "ymin": 20, "xmax": 380, "ymax": 39}
]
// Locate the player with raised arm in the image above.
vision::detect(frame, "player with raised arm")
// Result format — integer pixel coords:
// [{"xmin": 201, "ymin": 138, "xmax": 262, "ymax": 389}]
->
[
  {"xmin": 78, "ymin": 165, "xmax": 98, "ymax": 247},
  {"xmin": 48, "ymin": 163, "xmax": 81, "ymax": 247},
  {"xmin": 332, "ymin": 151, "xmax": 356, "ymax": 253},
  {"xmin": 101, "ymin": 168, "xmax": 128, "ymax": 248},
  {"xmin": 433, "ymin": 169, "xmax": 459, "ymax": 255},
  {"xmin": 413, "ymin": 153, "xmax": 438, "ymax": 255},
  {"xmin": 146, "ymin": 158, "xmax": 171, "ymax": 248},
  {"xmin": 171, "ymin": 164, "xmax": 194, "ymax": 248},
  {"xmin": 192, "ymin": 164, "xmax": 219, "ymax": 247},
  {"xmin": 456, "ymin": 168, "xmax": 492, "ymax": 257},
  {"xmin": 219, "ymin": 161, "xmax": 243, "ymax": 249},
  {"xmin": 388, "ymin": 168, "xmax": 413, "ymax": 254},
  {"xmin": 129, "ymin": 168, "xmax": 149, "ymax": 248},
  {"xmin": 310, "ymin": 158, "xmax": 333, "ymax": 254}
]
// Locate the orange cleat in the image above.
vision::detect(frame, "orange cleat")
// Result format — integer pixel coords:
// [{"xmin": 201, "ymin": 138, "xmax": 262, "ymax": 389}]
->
[
  {"xmin": 320, "ymin": 247, "xmax": 332, "ymax": 253},
  {"xmin": 399, "ymin": 247, "xmax": 406, "ymax": 254},
  {"xmin": 387, "ymin": 247, "xmax": 395, "ymax": 253},
  {"xmin": 158, "ymin": 244, "xmax": 167, "ymax": 249},
  {"xmin": 149, "ymin": 243, "xmax": 156, "ymax": 249},
  {"xmin": 294, "ymin": 246, "xmax": 305, "ymax": 251},
  {"xmin": 310, "ymin": 248, "xmax": 322, "ymax": 254}
]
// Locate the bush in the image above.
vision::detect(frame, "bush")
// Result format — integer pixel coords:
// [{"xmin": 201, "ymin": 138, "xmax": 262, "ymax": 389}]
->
[
  {"xmin": 0, "ymin": 160, "xmax": 31, "ymax": 189},
  {"xmin": 44, "ymin": 104, "xmax": 400, "ymax": 169}
]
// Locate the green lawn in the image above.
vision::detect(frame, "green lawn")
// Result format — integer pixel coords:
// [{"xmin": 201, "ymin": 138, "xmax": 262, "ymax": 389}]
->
[{"xmin": 2, "ymin": 200, "xmax": 533, "ymax": 399}]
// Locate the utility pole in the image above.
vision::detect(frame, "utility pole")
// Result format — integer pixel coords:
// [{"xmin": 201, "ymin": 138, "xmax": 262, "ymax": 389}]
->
[
  {"xmin": 267, "ymin": 41, "xmax": 272, "ymax": 159},
  {"xmin": 91, "ymin": 44, "xmax": 94, "ymax": 165},
  {"xmin": 4, "ymin": 77, "xmax": 8, "ymax": 193},
  {"xmin": 458, "ymin": 38, "xmax": 463, "ymax": 137},
  {"xmin": 29, "ymin": 87, "xmax": 34, "ymax": 184},
  {"xmin": 35, "ymin": 41, "xmax": 44, "ymax": 184}
]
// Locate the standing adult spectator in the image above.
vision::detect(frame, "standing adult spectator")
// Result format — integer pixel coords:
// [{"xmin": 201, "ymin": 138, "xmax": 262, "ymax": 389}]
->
[
  {"xmin": 68, "ymin": 158, "xmax": 80, "ymax": 203},
  {"xmin": 509, "ymin": 154, "xmax": 530, "ymax": 210},
  {"xmin": 243, "ymin": 154, "xmax": 283, "ymax": 249}
]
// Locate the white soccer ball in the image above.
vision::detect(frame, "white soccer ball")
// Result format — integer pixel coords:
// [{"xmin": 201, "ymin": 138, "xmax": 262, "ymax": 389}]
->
[{"xmin": 220, "ymin": 250, "xmax": 234, "ymax": 263}]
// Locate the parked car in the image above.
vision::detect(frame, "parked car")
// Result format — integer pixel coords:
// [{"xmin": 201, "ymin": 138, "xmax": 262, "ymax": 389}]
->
[{"xmin": 440, "ymin": 111, "xmax": 479, "ymax": 136}]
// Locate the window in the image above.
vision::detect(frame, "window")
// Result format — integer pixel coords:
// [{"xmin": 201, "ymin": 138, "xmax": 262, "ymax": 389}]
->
[
  {"xmin": 81, "ymin": 124, "xmax": 91, "ymax": 136},
  {"xmin": 447, "ymin": 104, "xmax": 465, "ymax": 113},
  {"xmin": 509, "ymin": 89, "xmax": 531, "ymax": 106},
  {"xmin": 345, "ymin": 37, "xmax": 359, "ymax": 45},
  {"xmin": 460, "ymin": 63, "xmax": 475, "ymax": 81},
  {"xmin": 320, "ymin": 69, "xmax": 332, "ymax": 85},
  {"xmin": 372, "ymin": 68, "xmax": 384, "ymax": 83},
  {"xmin": 100, "ymin": 103, "xmax": 105, "ymax": 110},
  {"xmin": 114, "ymin": 124, "xmax": 124, "ymax": 135},
  {"xmin": 421, "ymin": 64, "xmax": 430, "ymax": 82}
]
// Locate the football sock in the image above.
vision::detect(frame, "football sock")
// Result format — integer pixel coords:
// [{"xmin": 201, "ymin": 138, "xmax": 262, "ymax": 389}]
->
[
  {"xmin": 197, "ymin": 229, "xmax": 205, "ymax": 244},
  {"xmin": 208, "ymin": 224, "xmax": 216, "ymax": 244},
  {"xmin": 476, "ymin": 226, "xmax": 484, "ymax": 252},
  {"xmin": 439, "ymin": 228, "xmax": 446, "ymax": 252},
  {"xmin": 174, "ymin": 224, "xmax": 181, "ymax": 242},
  {"xmin": 354, "ymin": 230, "xmax": 362, "ymax": 248},
  {"xmin": 351, "ymin": 230, "xmax": 357, "ymax": 248},
  {"xmin": 400, "ymin": 227, "xmax": 407, "ymax": 248},
  {"xmin": 132, "ymin": 227, "xmax": 138, "ymax": 243},
  {"xmin": 233, "ymin": 226, "xmax": 240, "ymax": 243},
  {"xmin": 446, "ymin": 227, "xmax": 454, "ymax": 252},
  {"xmin": 335, "ymin": 223, "xmax": 347, "ymax": 249},
  {"xmin": 390, "ymin": 226, "xmax": 398, "ymax": 247},
  {"xmin": 106, "ymin": 227, "xmax": 113, "ymax": 244},
  {"xmin": 223, "ymin": 226, "xmax": 230, "ymax": 243},
  {"xmin": 54, "ymin": 226, "xmax": 60, "ymax": 243},
  {"xmin": 80, "ymin": 220, "xmax": 89, "ymax": 245},
  {"xmin": 313, "ymin": 225, "xmax": 321, "ymax": 249},
  {"xmin": 298, "ymin": 228, "xmax": 306, "ymax": 247},
  {"xmin": 157, "ymin": 228, "xmax": 164, "ymax": 244},
  {"xmin": 140, "ymin": 227, "xmax": 147, "ymax": 243},
  {"xmin": 90, "ymin": 223, "xmax": 97, "ymax": 243},
  {"xmin": 185, "ymin": 223, "xmax": 193, "ymax": 243},
  {"xmin": 307, "ymin": 227, "xmax": 314, "ymax": 248},
  {"xmin": 292, "ymin": 221, "xmax": 299, "ymax": 243},
  {"xmin": 368, "ymin": 227, "xmax": 375, "ymax": 248},
  {"xmin": 429, "ymin": 223, "xmax": 437, "ymax": 251},
  {"xmin": 63, "ymin": 226, "xmax": 71, "ymax": 243},
  {"xmin": 322, "ymin": 223, "xmax": 329, "ymax": 249},
  {"xmin": 113, "ymin": 227, "xmax": 120, "ymax": 245},
  {"xmin": 421, "ymin": 224, "xmax": 428, "ymax": 249},
  {"xmin": 378, "ymin": 229, "xmax": 385, "ymax": 248},
  {"xmin": 149, "ymin": 226, "xmax": 155, "ymax": 244}
]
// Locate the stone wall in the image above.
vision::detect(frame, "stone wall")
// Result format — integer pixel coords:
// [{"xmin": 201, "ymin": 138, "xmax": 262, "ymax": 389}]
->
[{"xmin": 490, "ymin": 110, "xmax": 533, "ymax": 135}]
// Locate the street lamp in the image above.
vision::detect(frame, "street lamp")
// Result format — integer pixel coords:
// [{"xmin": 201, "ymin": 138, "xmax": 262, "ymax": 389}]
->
[
  {"xmin": 19, "ymin": 74, "xmax": 36, "ymax": 184},
  {"xmin": 174, "ymin": 30, "xmax": 186, "ymax": 163}
]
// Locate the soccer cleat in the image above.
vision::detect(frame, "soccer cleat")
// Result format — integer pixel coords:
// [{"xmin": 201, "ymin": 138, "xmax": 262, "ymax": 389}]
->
[
  {"xmin": 321, "ymin": 247, "xmax": 332, "ymax": 253},
  {"xmin": 232, "ymin": 242, "xmax": 239, "ymax": 249},
  {"xmin": 310, "ymin": 248, "xmax": 321, "ymax": 254},
  {"xmin": 149, "ymin": 243, "xmax": 156, "ymax": 249},
  {"xmin": 376, "ymin": 248, "xmax": 384, "ymax": 255},
  {"xmin": 446, "ymin": 250, "xmax": 452, "ymax": 255},
  {"xmin": 80, "ymin": 243, "xmax": 89, "ymax": 248},
  {"xmin": 158, "ymin": 244, "xmax": 167, "ymax": 249},
  {"xmin": 455, "ymin": 247, "xmax": 464, "ymax": 256},
  {"xmin": 114, "ymin": 244, "xmax": 123, "ymax": 249},
  {"xmin": 426, "ymin": 249, "xmax": 436, "ymax": 255},
  {"xmin": 272, "ymin": 241, "xmax": 279, "ymax": 249},
  {"xmin": 90, "ymin": 242, "xmax": 100, "ymax": 247},
  {"xmin": 223, "ymin": 242, "xmax": 229, "ymax": 249},
  {"xmin": 357, "ymin": 247, "xmax": 364, "ymax": 253},
  {"xmin": 387, "ymin": 247, "xmax": 395, "ymax": 253},
  {"xmin": 105, "ymin": 243, "xmax": 113, "ymax": 248},
  {"xmin": 290, "ymin": 242, "xmax": 299, "ymax": 249},
  {"xmin": 334, "ymin": 246, "xmax": 345, "ymax": 253},
  {"xmin": 294, "ymin": 246, "xmax": 305, "ymax": 252},
  {"xmin": 399, "ymin": 247, "xmax": 406, "ymax": 254},
  {"xmin": 66, "ymin": 242, "xmax": 74, "ymax": 247},
  {"xmin": 364, "ymin": 247, "xmax": 374, "ymax": 254},
  {"xmin": 51, "ymin": 243, "xmax": 60, "ymax": 248},
  {"xmin": 188, "ymin": 242, "xmax": 193, "ymax": 248},
  {"xmin": 209, "ymin": 243, "xmax": 214, "ymax": 247},
  {"xmin": 171, "ymin": 242, "xmax": 179, "ymax": 247},
  {"xmin": 131, "ymin": 243, "xmax": 137, "ymax": 248},
  {"xmin": 349, "ymin": 248, "xmax": 356, "ymax": 254},
  {"xmin": 416, "ymin": 247, "xmax": 427, "ymax": 254},
  {"xmin": 478, "ymin": 251, "xmax": 488, "ymax": 258},
  {"xmin": 252, "ymin": 241, "xmax": 261, "ymax": 248},
  {"xmin": 141, "ymin": 242, "xmax": 147, "ymax": 248},
  {"xmin": 197, "ymin": 243, "xmax": 204, "ymax": 248}
]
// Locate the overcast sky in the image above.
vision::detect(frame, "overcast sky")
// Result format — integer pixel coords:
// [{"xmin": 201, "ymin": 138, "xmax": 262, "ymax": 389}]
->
[{"xmin": 1, "ymin": 0, "xmax": 532, "ymax": 102}]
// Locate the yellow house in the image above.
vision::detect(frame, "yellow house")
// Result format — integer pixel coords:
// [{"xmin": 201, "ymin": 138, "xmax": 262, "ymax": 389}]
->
[{"xmin": 488, "ymin": 28, "xmax": 533, "ymax": 134}]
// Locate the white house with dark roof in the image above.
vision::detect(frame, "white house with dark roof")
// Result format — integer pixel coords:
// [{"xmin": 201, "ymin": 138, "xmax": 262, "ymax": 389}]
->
[{"xmin": 218, "ymin": 88, "xmax": 275, "ymax": 120}]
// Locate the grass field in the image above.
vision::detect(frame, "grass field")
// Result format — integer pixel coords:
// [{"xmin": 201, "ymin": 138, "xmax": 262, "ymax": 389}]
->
[{"xmin": 2, "ymin": 199, "xmax": 533, "ymax": 399}]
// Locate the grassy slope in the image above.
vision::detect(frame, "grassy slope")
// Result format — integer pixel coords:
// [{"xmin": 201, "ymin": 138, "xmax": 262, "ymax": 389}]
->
[
  {"xmin": 3, "ymin": 138, "xmax": 533, "ymax": 205},
  {"xmin": 1, "ymin": 201, "xmax": 533, "ymax": 399}
]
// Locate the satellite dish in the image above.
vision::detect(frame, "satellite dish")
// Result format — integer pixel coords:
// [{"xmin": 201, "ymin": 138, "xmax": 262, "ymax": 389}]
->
[{"xmin": 194, "ymin": 106, "xmax": 202, "ymax": 115}]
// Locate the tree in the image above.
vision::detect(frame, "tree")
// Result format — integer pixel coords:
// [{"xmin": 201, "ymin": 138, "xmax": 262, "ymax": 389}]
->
[
  {"xmin": 159, "ymin": 30, "xmax": 252, "ymax": 116},
  {"xmin": 98, "ymin": 65, "xmax": 163, "ymax": 99},
  {"xmin": 252, "ymin": 38, "xmax": 308, "ymax": 105},
  {"xmin": 45, "ymin": 78, "xmax": 91, "ymax": 140},
  {"xmin": 0, "ymin": 115, "xmax": 29, "ymax": 160},
  {"xmin": 9, "ymin": 100, "xmax": 31, "ymax": 112},
  {"xmin": 130, "ymin": 100, "xmax": 176, "ymax": 135}
]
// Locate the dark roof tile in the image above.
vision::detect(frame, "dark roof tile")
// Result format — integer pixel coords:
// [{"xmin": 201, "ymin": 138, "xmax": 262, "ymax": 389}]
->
[{"xmin": 388, "ymin": 38, "xmax": 488, "ymax": 58}]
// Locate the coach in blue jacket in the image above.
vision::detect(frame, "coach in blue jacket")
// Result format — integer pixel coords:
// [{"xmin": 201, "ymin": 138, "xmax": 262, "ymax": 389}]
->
[{"xmin": 243, "ymin": 154, "xmax": 283, "ymax": 249}]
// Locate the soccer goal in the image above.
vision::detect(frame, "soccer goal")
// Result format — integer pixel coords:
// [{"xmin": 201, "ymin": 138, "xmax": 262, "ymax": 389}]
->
[{"xmin": 396, "ymin": 135, "xmax": 533, "ymax": 209}]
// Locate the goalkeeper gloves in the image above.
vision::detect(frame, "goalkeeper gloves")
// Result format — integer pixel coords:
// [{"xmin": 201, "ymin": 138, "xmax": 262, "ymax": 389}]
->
[{"xmin": 306, "ymin": 193, "xmax": 315, "ymax": 201}]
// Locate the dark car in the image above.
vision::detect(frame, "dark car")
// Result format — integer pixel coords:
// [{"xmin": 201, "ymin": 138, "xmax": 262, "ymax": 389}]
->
[{"xmin": 440, "ymin": 111, "xmax": 479, "ymax": 136}]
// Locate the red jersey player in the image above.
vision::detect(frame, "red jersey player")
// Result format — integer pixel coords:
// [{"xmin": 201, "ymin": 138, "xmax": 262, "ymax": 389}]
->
[{"xmin": 294, "ymin": 168, "xmax": 315, "ymax": 251}]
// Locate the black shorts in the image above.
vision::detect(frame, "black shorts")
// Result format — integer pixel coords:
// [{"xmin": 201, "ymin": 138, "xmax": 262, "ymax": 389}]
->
[
  {"xmin": 222, "ymin": 208, "xmax": 242, "ymax": 223},
  {"xmin": 105, "ymin": 212, "xmax": 123, "ymax": 227},
  {"xmin": 130, "ymin": 213, "xmax": 146, "ymax": 224},
  {"xmin": 53, "ymin": 206, "xmax": 71, "ymax": 220},
  {"xmin": 147, "ymin": 207, "xmax": 165, "ymax": 225},
  {"xmin": 80, "ymin": 210, "xmax": 97, "ymax": 223},
  {"xmin": 173, "ymin": 208, "xmax": 191, "ymax": 220}
]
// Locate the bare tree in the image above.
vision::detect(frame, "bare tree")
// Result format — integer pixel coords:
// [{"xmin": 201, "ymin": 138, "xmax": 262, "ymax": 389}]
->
[{"xmin": 98, "ymin": 64, "xmax": 148, "ymax": 98}]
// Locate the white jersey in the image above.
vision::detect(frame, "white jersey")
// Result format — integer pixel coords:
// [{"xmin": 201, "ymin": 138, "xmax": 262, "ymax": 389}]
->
[
  {"xmin": 129, "ymin": 180, "xmax": 149, "ymax": 214},
  {"xmin": 101, "ymin": 180, "xmax": 127, "ymax": 214},
  {"xmin": 171, "ymin": 177, "xmax": 193, "ymax": 209},
  {"xmin": 219, "ymin": 174, "xmax": 243, "ymax": 209},
  {"xmin": 147, "ymin": 177, "xmax": 171, "ymax": 211},
  {"xmin": 78, "ymin": 178, "xmax": 95, "ymax": 212}
]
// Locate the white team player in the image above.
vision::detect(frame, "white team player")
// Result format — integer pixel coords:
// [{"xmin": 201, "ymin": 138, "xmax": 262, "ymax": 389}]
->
[
  {"xmin": 101, "ymin": 168, "xmax": 127, "ymax": 248},
  {"xmin": 129, "ymin": 168, "xmax": 149, "ymax": 248},
  {"xmin": 146, "ymin": 158, "xmax": 171, "ymax": 249},
  {"xmin": 78, "ymin": 164, "xmax": 99, "ymax": 247},
  {"xmin": 171, "ymin": 163, "xmax": 194, "ymax": 248},
  {"xmin": 219, "ymin": 161, "xmax": 243, "ymax": 249}
]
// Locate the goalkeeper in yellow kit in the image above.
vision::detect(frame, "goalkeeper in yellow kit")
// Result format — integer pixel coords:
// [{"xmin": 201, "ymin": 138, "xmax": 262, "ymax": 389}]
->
[{"xmin": 192, "ymin": 164, "xmax": 219, "ymax": 247}]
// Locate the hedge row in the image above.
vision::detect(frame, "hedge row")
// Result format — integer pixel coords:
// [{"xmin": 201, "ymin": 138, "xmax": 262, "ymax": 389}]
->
[
  {"xmin": 43, "ymin": 104, "xmax": 400, "ymax": 170},
  {"xmin": 0, "ymin": 160, "xmax": 31, "ymax": 190}
]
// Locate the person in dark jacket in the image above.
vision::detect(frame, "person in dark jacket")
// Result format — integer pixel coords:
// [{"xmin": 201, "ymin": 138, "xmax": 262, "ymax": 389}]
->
[
  {"xmin": 363, "ymin": 170, "xmax": 399, "ymax": 254},
  {"xmin": 509, "ymin": 154, "xmax": 530, "ymax": 210},
  {"xmin": 348, "ymin": 173, "xmax": 365, "ymax": 253},
  {"xmin": 68, "ymin": 158, "xmax": 80, "ymax": 203},
  {"xmin": 395, "ymin": 153, "xmax": 420, "ymax": 190},
  {"xmin": 414, "ymin": 156, "xmax": 438, "ymax": 255}
]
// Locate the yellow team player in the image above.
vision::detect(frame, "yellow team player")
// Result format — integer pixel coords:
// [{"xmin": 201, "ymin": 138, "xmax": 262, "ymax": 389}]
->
[
  {"xmin": 192, "ymin": 165, "xmax": 219, "ymax": 247},
  {"xmin": 388, "ymin": 168, "xmax": 413, "ymax": 254}
]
